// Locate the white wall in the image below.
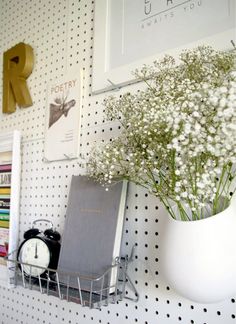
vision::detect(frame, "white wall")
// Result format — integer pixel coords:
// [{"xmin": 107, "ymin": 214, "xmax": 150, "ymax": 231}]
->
[{"xmin": 0, "ymin": 1, "xmax": 235, "ymax": 323}]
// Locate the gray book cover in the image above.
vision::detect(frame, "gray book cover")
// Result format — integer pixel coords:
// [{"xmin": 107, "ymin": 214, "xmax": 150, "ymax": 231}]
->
[{"xmin": 57, "ymin": 175, "xmax": 128, "ymax": 293}]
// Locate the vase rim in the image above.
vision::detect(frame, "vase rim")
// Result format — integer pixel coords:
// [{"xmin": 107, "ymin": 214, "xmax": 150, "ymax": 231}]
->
[{"xmin": 167, "ymin": 194, "xmax": 235, "ymax": 223}]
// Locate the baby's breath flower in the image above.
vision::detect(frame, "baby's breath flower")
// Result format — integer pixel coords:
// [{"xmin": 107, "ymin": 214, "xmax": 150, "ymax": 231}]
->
[{"xmin": 87, "ymin": 46, "xmax": 236, "ymax": 221}]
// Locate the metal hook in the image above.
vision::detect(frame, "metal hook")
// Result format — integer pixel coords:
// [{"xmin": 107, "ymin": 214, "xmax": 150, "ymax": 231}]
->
[
  {"xmin": 107, "ymin": 79, "xmax": 120, "ymax": 92},
  {"xmin": 43, "ymin": 155, "xmax": 77, "ymax": 162},
  {"xmin": 42, "ymin": 157, "xmax": 51, "ymax": 163},
  {"xmin": 64, "ymin": 154, "xmax": 76, "ymax": 160},
  {"xmin": 230, "ymin": 40, "xmax": 236, "ymax": 49}
]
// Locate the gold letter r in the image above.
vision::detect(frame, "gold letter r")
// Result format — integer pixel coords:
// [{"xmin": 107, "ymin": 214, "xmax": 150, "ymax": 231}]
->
[{"xmin": 2, "ymin": 42, "xmax": 34, "ymax": 114}]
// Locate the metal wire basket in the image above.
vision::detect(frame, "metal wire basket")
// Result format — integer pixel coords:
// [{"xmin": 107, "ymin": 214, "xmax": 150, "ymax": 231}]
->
[{"xmin": 6, "ymin": 248, "xmax": 139, "ymax": 309}]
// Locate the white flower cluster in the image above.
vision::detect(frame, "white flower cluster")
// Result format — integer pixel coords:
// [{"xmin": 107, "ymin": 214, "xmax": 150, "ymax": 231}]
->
[{"xmin": 87, "ymin": 46, "xmax": 236, "ymax": 221}]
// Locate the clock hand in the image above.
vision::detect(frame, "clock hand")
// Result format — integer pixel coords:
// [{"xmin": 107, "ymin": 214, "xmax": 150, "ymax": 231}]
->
[{"xmin": 34, "ymin": 243, "xmax": 38, "ymax": 259}]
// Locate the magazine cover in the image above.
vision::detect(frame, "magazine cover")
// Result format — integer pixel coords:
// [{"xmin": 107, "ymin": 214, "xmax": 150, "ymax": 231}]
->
[{"xmin": 44, "ymin": 71, "xmax": 82, "ymax": 161}]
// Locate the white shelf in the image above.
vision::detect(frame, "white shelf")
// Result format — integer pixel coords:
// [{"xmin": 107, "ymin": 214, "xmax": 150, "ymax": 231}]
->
[{"xmin": 0, "ymin": 130, "xmax": 21, "ymax": 288}]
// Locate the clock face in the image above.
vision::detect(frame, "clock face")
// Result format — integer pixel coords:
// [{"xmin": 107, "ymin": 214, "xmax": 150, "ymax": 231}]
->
[{"xmin": 18, "ymin": 237, "xmax": 50, "ymax": 277}]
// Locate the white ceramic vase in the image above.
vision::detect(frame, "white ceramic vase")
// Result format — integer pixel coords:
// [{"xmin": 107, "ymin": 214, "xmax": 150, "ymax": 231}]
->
[{"xmin": 160, "ymin": 193, "xmax": 236, "ymax": 303}]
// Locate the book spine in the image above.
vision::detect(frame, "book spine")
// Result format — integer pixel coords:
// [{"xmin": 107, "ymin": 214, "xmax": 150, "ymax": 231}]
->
[
  {"xmin": 0, "ymin": 164, "xmax": 12, "ymax": 172},
  {"xmin": 0, "ymin": 228, "xmax": 9, "ymax": 257},
  {"xmin": 0, "ymin": 220, "xmax": 9, "ymax": 228},
  {"xmin": 0, "ymin": 172, "xmax": 11, "ymax": 187},
  {"xmin": 0, "ymin": 195, "xmax": 11, "ymax": 200},
  {"xmin": 0, "ymin": 163, "xmax": 11, "ymax": 260},
  {"xmin": 0, "ymin": 188, "xmax": 11, "ymax": 195},
  {"xmin": 0, "ymin": 199, "xmax": 10, "ymax": 208},
  {"xmin": 0, "ymin": 214, "xmax": 9, "ymax": 221},
  {"xmin": 0, "ymin": 200, "xmax": 10, "ymax": 208},
  {"xmin": 0, "ymin": 209, "xmax": 9, "ymax": 214}
]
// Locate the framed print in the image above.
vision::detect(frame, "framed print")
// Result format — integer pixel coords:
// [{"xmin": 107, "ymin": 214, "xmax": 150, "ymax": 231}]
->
[
  {"xmin": 44, "ymin": 71, "xmax": 83, "ymax": 162},
  {"xmin": 92, "ymin": 0, "xmax": 236, "ymax": 94}
]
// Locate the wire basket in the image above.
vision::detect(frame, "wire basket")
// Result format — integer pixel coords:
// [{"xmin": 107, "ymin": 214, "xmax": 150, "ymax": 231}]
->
[{"xmin": 6, "ymin": 248, "xmax": 139, "ymax": 309}]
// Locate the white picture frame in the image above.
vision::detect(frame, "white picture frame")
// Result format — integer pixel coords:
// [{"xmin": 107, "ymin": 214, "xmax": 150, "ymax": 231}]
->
[
  {"xmin": 92, "ymin": 0, "xmax": 235, "ymax": 94},
  {"xmin": 44, "ymin": 70, "xmax": 83, "ymax": 162}
]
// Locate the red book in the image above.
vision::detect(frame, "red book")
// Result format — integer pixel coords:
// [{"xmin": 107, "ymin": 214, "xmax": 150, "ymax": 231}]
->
[{"xmin": 0, "ymin": 164, "xmax": 12, "ymax": 172}]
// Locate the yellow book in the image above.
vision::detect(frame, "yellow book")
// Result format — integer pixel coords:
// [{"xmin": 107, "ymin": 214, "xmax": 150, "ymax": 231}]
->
[
  {"xmin": 0, "ymin": 188, "xmax": 10, "ymax": 195},
  {"xmin": 0, "ymin": 220, "xmax": 9, "ymax": 228}
]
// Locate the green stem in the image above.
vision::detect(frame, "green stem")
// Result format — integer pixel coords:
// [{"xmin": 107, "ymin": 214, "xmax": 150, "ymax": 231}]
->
[
  {"xmin": 213, "ymin": 165, "xmax": 227, "ymax": 215},
  {"xmin": 159, "ymin": 196, "xmax": 176, "ymax": 219}
]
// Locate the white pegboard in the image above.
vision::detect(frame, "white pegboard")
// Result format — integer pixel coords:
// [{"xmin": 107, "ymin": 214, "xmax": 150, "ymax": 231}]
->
[{"xmin": 0, "ymin": 0, "xmax": 235, "ymax": 324}]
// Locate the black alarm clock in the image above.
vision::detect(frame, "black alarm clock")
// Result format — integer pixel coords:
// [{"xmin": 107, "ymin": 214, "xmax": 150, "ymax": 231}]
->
[{"xmin": 17, "ymin": 219, "xmax": 61, "ymax": 279}]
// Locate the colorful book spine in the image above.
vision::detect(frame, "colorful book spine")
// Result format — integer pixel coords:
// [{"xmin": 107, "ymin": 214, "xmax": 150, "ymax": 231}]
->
[
  {"xmin": 0, "ymin": 220, "xmax": 9, "ymax": 228},
  {"xmin": 0, "ymin": 246, "xmax": 7, "ymax": 257},
  {"xmin": 0, "ymin": 206, "xmax": 10, "ymax": 221},
  {"xmin": 0, "ymin": 228, "xmax": 9, "ymax": 257},
  {"xmin": 0, "ymin": 188, "xmax": 11, "ymax": 195},
  {"xmin": 0, "ymin": 163, "xmax": 11, "ymax": 259},
  {"xmin": 0, "ymin": 209, "xmax": 9, "ymax": 214},
  {"xmin": 0, "ymin": 212, "xmax": 9, "ymax": 218},
  {"xmin": 0, "ymin": 199, "xmax": 10, "ymax": 209},
  {"xmin": 0, "ymin": 195, "xmax": 11, "ymax": 200},
  {"xmin": 0, "ymin": 164, "xmax": 11, "ymax": 172},
  {"xmin": 0, "ymin": 172, "xmax": 11, "ymax": 187},
  {"xmin": 0, "ymin": 215, "xmax": 9, "ymax": 221}
]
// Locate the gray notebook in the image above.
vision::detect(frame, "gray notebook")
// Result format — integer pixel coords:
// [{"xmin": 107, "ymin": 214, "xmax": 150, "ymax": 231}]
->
[{"xmin": 57, "ymin": 175, "xmax": 128, "ymax": 293}]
